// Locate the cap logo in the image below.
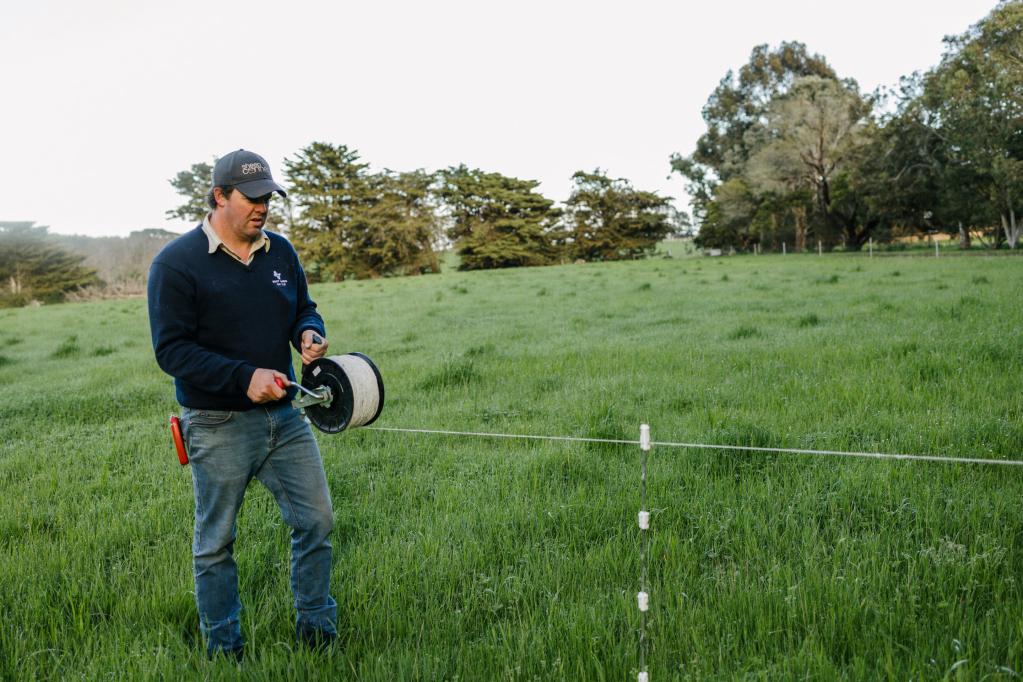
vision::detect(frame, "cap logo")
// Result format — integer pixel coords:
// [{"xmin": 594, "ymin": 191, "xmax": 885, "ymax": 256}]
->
[{"xmin": 241, "ymin": 162, "xmax": 266, "ymax": 175}]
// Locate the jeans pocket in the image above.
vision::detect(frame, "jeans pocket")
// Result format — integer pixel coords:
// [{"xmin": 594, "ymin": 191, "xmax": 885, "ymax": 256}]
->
[{"xmin": 187, "ymin": 409, "xmax": 234, "ymax": 427}]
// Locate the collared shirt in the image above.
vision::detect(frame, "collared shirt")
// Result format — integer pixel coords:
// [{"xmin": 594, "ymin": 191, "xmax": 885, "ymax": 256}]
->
[{"xmin": 202, "ymin": 213, "xmax": 270, "ymax": 265}]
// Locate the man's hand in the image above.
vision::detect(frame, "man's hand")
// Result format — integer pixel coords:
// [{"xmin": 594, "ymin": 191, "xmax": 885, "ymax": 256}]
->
[
  {"xmin": 247, "ymin": 368, "xmax": 289, "ymax": 403},
  {"xmin": 301, "ymin": 330, "xmax": 329, "ymax": 365}
]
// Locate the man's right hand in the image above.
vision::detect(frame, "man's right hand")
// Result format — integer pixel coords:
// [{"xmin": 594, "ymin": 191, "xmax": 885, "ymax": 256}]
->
[{"xmin": 247, "ymin": 368, "xmax": 288, "ymax": 404}]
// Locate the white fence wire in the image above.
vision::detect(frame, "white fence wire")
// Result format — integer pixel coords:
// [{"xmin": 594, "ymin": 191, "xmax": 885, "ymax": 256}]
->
[{"xmin": 366, "ymin": 426, "xmax": 1023, "ymax": 467}]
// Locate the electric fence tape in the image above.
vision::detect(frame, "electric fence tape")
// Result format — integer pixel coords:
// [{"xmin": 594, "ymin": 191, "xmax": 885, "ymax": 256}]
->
[{"xmin": 367, "ymin": 426, "xmax": 1023, "ymax": 467}]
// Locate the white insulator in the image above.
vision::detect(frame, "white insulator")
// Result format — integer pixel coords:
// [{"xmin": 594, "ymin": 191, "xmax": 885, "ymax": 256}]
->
[
  {"xmin": 640, "ymin": 424, "xmax": 651, "ymax": 451},
  {"xmin": 638, "ymin": 672, "xmax": 649, "ymax": 682},
  {"xmin": 638, "ymin": 511, "xmax": 650, "ymax": 530},
  {"xmin": 637, "ymin": 591, "xmax": 649, "ymax": 612}
]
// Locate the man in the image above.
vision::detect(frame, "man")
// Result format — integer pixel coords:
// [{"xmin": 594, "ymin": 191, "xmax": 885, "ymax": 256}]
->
[{"xmin": 148, "ymin": 149, "xmax": 336, "ymax": 660}]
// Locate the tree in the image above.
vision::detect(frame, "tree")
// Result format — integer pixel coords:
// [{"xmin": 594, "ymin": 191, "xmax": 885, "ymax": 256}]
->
[
  {"xmin": 346, "ymin": 170, "xmax": 442, "ymax": 278},
  {"xmin": 285, "ymin": 142, "xmax": 443, "ymax": 280},
  {"xmin": 166, "ymin": 161, "xmax": 214, "ymax": 222},
  {"xmin": 666, "ymin": 205, "xmax": 694, "ymax": 238},
  {"xmin": 671, "ymin": 42, "xmax": 837, "ymax": 226},
  {"xmin": 284, "ymin": 142, "xmax": 371, "ymax": 281},
  {"xmin": 561, "ymin": 170, "xmax": 673, "ymax": 261},
  {"xmin": 0, "ymin": 222, "xmax": 99, "ymax": 307},
  {"xmin": 56, "ymin": 229, "xmax": 179, "ymax": 294},
  {"xmin": 744, "ymin": 76, "xmax": 873, "ymax": 250},
  {"xmin": 919, "ymin": 0, "xmax": 1023, "ymax": 247},
  {"xmin": 436, "ymin": 165, "xmax": 561, "ymax": 270}
]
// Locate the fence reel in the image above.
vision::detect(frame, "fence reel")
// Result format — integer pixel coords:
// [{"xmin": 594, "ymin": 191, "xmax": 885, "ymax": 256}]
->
[{"xmin": 288, "ymin": 352, "xmax": 385, "ymax": 433}]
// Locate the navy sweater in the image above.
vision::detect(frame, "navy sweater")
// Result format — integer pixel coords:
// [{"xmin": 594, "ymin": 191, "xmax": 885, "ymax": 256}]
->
[{"xmin": 147, "ymin": 226, "xmax": 325, "ymax": 410}]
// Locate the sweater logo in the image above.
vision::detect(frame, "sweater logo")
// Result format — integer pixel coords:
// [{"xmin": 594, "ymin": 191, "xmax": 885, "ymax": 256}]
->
[{"xmin": 272, "ymin": 270, "xmax": 288, "ymax": 287}]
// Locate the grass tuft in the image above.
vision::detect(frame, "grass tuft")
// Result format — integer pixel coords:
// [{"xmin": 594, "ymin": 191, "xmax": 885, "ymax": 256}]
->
[
  {"xmin": 727, "ymin": 325, "xmax": 761, "ymax": 340},
  {"xmin": 418, "ymin": 357, "xmax": 479, "ymax": 390},
  {"xmin": 798, "ymin": 313, "xmax": 821, "ymax": 327},
  {"xmin": 51, "ymin": 336, "xmax": 80, "ymax": 359}
]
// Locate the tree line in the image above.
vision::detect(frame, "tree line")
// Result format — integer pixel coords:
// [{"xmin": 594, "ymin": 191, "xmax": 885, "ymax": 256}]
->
[
  {"xmin": 0, "ymin": 222, "xmax": 178, "ymax": 307},
  {"xmin": 3, "ymin": 2, "xmax": 1015, "ymax": 308},
  {"xmin": 672, "ymin": 0, "xmax": 1022, "ymax": 252},
  {"xmin": 169, "ymin": 145, "xmax": 687, "ymax": 282}
]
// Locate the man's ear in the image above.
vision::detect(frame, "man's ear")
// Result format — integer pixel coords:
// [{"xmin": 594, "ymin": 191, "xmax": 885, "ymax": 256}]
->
[{"xmin": 212, "ymin": 187, "xmax": 227, "ymax": 207}]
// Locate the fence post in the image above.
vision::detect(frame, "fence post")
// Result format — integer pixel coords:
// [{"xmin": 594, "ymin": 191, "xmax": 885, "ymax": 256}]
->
[
  {"xmin": 638, "ymin": 424, "xmax": 651, "ymax": 682},
  {"xmin": 869, "ymin": 238, "xmax": 873, "ymax": 258}
]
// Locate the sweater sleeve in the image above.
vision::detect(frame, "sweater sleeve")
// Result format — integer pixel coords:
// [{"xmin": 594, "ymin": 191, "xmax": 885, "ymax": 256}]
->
[
  {"xmin": 148, "ymin": 260, "xmax": 257, "ymax": 396},
  {"xmin": 289, "ymin": 253, "xmax": 326, "ymax": 350}
]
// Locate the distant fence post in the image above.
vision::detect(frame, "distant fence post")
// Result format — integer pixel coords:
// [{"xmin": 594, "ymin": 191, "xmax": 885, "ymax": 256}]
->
[
  {"xmin": 782, "ymin": 242, "xmax": 787, "ymax": 255},
  {"xmin": 869, "ymin": 238, "xmax": 873, "ymax": 258}
]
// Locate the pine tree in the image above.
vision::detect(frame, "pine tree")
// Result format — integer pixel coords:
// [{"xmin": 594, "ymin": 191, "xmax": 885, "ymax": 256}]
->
[
  {"xmin": 166, "ymin": 161, "xmax": 214, "ymax": 223},
  {"xmin": 283, "ymin": 142, "xmax": 370, "ymax": 281},
  {"xmin": 436, "ymin": 166, "xmax": 561, "ymax": 270},
  {"xmin": 284, "ymin": 142, "xmax": 442, "ymax": 279},
  {"xmin": 561, "ymin": 171, "xmax": 672, "ymax": 261},
  {"xmin": 0, "ymin": 222, "xmax": 100, "ymax": 307},
  {"xmin": 348, "ymin": 170, "xmax": 442, "ymax": 278}
]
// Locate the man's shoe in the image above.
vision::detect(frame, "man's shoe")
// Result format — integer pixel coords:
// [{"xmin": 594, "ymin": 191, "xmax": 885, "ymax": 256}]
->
[
  {"xmin": 297, "ymin": 626, "xmax": 337, "ymax": 651},
  {"xmin": 208, "ymin": 646, "xmax": 244, "ymax": 663}
]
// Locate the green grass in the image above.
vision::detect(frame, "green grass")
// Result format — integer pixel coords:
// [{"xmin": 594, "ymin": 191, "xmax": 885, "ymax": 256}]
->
[{"xmin": 1, "ymin": 252, "xmax": 1022, "ymax": 679}]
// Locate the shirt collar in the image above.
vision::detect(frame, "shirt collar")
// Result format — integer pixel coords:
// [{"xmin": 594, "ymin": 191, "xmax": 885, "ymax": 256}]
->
[{"xmin": 201, "ymin": 213, "xmax": 270, "ymax": 261}]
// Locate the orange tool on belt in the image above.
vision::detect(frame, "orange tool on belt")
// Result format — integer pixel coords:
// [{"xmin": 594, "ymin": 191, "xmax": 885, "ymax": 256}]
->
[{"xmin": 169, "ymin": 415, "xmax": 188, "ymax": 465}]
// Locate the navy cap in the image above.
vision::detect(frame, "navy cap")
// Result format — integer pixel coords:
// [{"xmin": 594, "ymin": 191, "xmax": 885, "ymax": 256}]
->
[{"xmin": 212, "ymin": 149, "xmax": 287, "ymax": 198}]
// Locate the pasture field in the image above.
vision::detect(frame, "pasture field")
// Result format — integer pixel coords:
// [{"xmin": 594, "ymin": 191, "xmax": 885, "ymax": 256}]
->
[{"xmin": 1, "ymin": 251, "xmax": 1022, "ymax": 680}]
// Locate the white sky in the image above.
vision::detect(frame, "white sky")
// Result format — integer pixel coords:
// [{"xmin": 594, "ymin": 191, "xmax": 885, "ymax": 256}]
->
[{"xmin": 0, "ymin": 0, "xmax": 998, "ymax": 237}]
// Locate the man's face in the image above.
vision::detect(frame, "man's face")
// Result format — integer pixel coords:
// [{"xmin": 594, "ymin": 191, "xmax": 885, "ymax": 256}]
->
[{"xmin": 217, "ymin": 188, "xmax": 271, "ymax": 242}]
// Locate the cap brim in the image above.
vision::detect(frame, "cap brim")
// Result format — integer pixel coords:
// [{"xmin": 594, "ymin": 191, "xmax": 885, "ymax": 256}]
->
[{"xmin": 236, "ymin": 179, "xmax": 287, "ymax": 199}]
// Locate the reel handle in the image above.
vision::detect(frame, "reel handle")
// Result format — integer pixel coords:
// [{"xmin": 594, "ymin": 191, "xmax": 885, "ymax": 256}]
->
[{"xmin": 274, "ymin": 377, "xmax": 288, "ymax": 389}]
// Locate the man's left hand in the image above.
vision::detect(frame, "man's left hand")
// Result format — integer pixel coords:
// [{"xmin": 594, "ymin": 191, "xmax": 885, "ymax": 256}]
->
[{"xmin": 301, "ymin": 329, "xmax": 329, "ymax": 365}]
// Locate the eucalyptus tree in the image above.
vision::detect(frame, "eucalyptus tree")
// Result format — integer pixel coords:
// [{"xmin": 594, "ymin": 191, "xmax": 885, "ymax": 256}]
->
[
  {"xmin": 920, "ymin": 0, "xmax": 1023, "ymax": 247},
  {"xmin": 744, "ymin": 76, "xmax": 873, "ymax": 250},
  {"xmin": 670, "ymin": 41, "xmax": 836, "ymax": 235}
]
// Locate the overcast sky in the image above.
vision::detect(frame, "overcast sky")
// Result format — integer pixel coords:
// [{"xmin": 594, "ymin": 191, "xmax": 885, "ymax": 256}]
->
[{"xmin": 0, "ymin": 0, "xmax": 999, "ymax": 237}]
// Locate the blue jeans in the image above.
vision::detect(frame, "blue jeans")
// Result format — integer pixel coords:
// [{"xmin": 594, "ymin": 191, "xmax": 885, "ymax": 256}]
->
[{"xmin": 183, "ymin": 403, "xmax": 336, "ymax": 655}]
